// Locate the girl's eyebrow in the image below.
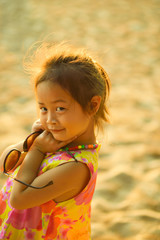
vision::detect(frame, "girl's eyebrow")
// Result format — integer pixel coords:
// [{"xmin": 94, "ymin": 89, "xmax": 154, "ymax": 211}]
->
[{"xmin": 38, "ymin": 99, "xmax": 67, "ymax": 105}]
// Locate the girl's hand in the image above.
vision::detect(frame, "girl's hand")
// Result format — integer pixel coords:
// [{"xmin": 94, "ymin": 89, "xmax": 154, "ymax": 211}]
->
[
  {"xmin": 32, "ymin": 130, "xmax": 77, "ymax": 154},
  {"xmin": 32, "ymin": 119, "xmax": 44, "ymax": 133}
]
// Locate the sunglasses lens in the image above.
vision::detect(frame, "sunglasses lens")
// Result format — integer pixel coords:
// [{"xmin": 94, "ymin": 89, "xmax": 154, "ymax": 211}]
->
[
  {"xmin": 5, "ymin": 150, "xmax": 21, "ymax": 172},
  {"xmin": 25, "ymin": 131, "xmax": 42, "ymax": 151}
]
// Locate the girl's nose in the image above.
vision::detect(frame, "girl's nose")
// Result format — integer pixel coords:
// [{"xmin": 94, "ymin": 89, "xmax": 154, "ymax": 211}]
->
[{"xmin": 46, "ymin": 112, "xmax": 57, "ymax": 124}]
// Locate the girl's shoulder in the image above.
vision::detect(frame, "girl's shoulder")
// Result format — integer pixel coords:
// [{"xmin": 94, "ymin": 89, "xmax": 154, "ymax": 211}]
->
[{"xmin": 39, "ymin": 143, "xmax": 101, "ymax": 175}]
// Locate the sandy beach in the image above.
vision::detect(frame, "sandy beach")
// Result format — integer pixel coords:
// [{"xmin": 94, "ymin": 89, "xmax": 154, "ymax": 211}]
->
[{"xmin": 0, "ymin": 0, "xmax": 160, "ymax": 239}]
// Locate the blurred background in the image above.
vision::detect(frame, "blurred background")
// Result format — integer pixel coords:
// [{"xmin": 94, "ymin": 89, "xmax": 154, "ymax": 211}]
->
[{"xmin": 0, "ymin": 0, "xmax": 160, "ymax": 239}]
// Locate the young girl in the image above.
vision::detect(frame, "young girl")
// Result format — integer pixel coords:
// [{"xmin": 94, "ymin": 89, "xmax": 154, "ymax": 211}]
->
[{"xmin": 0, "ymin": 43, "xmax": 110, "ymax": 240}]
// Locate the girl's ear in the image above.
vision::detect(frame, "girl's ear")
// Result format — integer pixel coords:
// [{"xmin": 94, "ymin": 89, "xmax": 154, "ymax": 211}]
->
[{"xmin": 89, "ymin": 96, "xmax": 101, "ymax": 115}]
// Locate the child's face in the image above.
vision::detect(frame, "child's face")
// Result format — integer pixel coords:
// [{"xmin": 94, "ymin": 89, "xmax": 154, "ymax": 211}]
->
[{"xmin": 36, "ymin": 81, "xmax": 93, "ymax": 143}]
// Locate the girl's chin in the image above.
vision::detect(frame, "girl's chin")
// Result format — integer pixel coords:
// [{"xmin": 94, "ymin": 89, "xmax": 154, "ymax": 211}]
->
[
  {"xmin": 50, "ymin": 132, "xmax": 67, "ymax": 142},
  {"xmin": 51, "ymin": 133, "xmax": 76, "ymax": 144}
]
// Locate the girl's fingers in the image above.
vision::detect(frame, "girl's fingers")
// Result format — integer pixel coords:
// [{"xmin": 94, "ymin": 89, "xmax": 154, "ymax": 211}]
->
[
  {"xmin": 35, "ymin": 119, "xmax": 41, "ymax": 123},
  {"xmin": 40, "ymin": 130, "xmax": 50, "ymax": 137},
  {"xmin": 35, "ymin": 131, "xmax": 77, "ymax": 153},
  {"xmin": 32, "ymin": 119, "xmax": 45, "ymax": 132},
  {"xmin": 41, "ymin": 132, "xmax": 77, "ymax": 147}
]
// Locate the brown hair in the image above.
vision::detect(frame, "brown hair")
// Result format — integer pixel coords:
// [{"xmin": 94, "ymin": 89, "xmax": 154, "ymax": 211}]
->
[{"xmin": 24, "ymin": 42, "xmax": 111, "ymax": 129}]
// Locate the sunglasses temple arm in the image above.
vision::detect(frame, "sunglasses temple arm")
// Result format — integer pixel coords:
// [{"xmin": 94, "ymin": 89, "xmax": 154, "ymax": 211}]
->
[
  {"xmin": 14, "ymin": 178, "xmax": 53, "ymax": 189},
  {"xmin": 4, "ymin": 173, "xmax": 53, "ymax": 189}
]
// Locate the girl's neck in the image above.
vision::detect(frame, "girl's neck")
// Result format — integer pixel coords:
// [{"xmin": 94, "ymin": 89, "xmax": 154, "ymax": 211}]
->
[{"xmin": 66, "ymin": 120, "xmax": 96, "ymax": 148}]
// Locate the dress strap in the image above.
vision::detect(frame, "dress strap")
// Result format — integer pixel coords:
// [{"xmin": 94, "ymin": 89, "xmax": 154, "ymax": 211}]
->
[{"xmin": 65, "ymin": 150, "xmax": 78, "ymax": 162}]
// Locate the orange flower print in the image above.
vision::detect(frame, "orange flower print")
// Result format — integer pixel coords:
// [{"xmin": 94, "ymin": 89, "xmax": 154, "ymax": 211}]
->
[
  {"xmin": 0, "ymin": 191, "xmax": 6, "ymax": 215},
  {"xmin": 45, "ymin": 214, "xmax": 61, "ymax": 239},
  {"xmin": 41, "ymin": 200, "xmax": 57, "ymax": 213},
  {"xmin": 67, "ymin": 223, "xmax": 90, "ymax": 240},
  {"xmin": 75, "ymin": 171, "xmax": 97, "ymax": 205}
]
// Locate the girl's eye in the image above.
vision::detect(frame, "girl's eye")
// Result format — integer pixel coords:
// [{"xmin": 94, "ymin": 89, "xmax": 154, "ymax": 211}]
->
[
  {"xmin": 40, "ymin": 107, "xmax": 47, "ymax": 112},
  {"xmin": 56, "ymin": 107, "xmax": 65, "ymax": 112}
]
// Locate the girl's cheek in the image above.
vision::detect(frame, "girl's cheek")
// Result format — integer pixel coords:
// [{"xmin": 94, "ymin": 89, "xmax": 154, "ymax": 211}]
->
[
  {"xmin": 40, "ymin": 118, "xmax": 51, "ymax": 132},
  {"xmin": 40, "ymin": 117, "xmax": 47, "ymax": 129}
]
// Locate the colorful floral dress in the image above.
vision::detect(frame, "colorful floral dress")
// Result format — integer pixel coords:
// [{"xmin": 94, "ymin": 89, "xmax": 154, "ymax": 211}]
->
[{"xmin": 0, "ymin": 145, "xmax": 100, "ymax": 240}]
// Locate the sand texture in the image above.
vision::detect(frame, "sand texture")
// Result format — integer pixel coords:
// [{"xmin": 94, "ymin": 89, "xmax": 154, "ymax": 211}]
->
[{"xmin": 0, "ymin": 0, "xmax": 160, "ymax": 239}]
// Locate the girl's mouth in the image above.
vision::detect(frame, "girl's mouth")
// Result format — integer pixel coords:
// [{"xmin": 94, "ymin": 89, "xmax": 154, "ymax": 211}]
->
[{"xmin": 49, "ymin": 128, "xmax": 64, "ymax": 133}]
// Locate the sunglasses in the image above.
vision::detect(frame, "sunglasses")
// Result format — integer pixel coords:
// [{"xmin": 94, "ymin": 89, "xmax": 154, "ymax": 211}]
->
[{"xmin": 3, "ymin": 130, "xmax": 53, "ymax": 189}]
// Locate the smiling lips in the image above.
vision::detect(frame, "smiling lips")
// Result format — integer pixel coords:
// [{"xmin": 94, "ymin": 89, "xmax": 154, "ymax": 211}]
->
[{"xmin": 48, "ymin": 128, "xmax": 64, "ymax": 133}]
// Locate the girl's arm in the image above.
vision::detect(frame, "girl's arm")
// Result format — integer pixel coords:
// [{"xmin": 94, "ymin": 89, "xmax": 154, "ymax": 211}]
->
[
  {"xmin": 0, "ymin": 141, "xmax": 24, "ymax": 172},
  {"xmin": 10, "ymin": 131, "xmax": 90, "ymax": 210}
]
